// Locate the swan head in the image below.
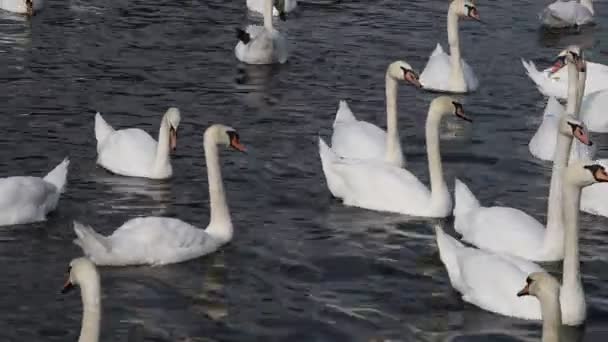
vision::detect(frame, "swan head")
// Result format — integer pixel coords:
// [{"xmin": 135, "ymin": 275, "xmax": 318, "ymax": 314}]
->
[
  {"xmin": 205, "ymin": 124, "xmax": 247, "ymax": 152},
  {"xmin": 453, "ymin": 0, "xmax": 481, "ymax": 21},
  {"xmin": 274, "ymin": 0, "xmax": 288, "ymax": 21},
  {"xmin": 550, "ymin": 46, "xmax": 585, "ymax": 74},
  {"xmin": 565, "ymin": 160, "xmax": 608, "ymax": 188},
  {"xmin": 559, "ymin": 115, "xmax": 592, "ymax": 146},
  {"xmin": 517, "ymin": 272, "xmax": 560, "ymax": 299},
  {"xmin": 387, "ymin": 61, "xmax": 422, "ymax": 88},
  {"xmin": 164, "ymin": 107, "xmax": 181, "ymax": 151},
  {"xmin": 430, "ymin": 96, "xmax": 472, "ymax": 122},
  {"xmin": 61, "ymin": 257, "xmax": 99, "ymax": 294}
]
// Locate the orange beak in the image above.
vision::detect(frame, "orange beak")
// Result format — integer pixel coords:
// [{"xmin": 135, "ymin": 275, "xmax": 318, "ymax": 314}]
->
[
  {"xmin": 61, "ymin": 278, "xmax": 74, "ymax": 294},
  {"xmin": 170, "ymin": 127, "xmax": 177, "ymax": 151},
  {"xmin": 574, "ymin": 127, "xmax": 592, "ymax": 146},
  {"xmin": 230, "ymin": 136, "xmax": 246, "ymax": 152},
  {"xmin": 517, "ymin": 283, "xmax": 530, "ymax": 297}
]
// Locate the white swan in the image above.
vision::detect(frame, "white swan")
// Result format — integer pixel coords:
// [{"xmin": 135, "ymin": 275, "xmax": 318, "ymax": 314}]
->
[
  {"xmin": 74, "ymin": 124, "xmax": 246, "ymax": 266},
  {"xmin": 517, "ymin": 273, "xmax": 562, "ymax": 342},
  {"xmin": 235, "ymin": 0, "xmax": 288, "ymax": 64},
  {"xmin": 0, "ymin": 0, "xmax": 42, "ymax": 16},
  {"xmin": 247, "ymin": 0, "xmax": 296, "ymax": 17},
  {"xmin": 0, "ymin": 158, "xmax": 69, "ymax": 226},
  {"xmin": 529, "ymin": 47, "xmax": 594, "ymax": 162},
  {"xmin": 437, "ymin": 160, "xmax": 608, "ymax": 325},
  {"xmin": 419, "ymin": 0, "xmax": 480, "ymax": 93},
  {"xmin": 95, "ymin": 108, "xmax": 181, "ymax": 180},
  {"xmin": 320, "ymin": 96, "xmax": 471, "ymax": 217},
  {"xmin": 540, "ymin": 0, "xmax": 594, "ymax": 28},
  {"xmin": 454, "ymin": 115, "xmax": 591, "ymax": 261},
  {"xmin": 62, "ymin": 258, "xmax": 101, "ymax": 342},
  {"xmin": 522, "ymin": 48, "xmax": 608, "ymax": 99},
  {"xmin": 330, "ymin": 61, "xmax": 421, "ymax": 168}
]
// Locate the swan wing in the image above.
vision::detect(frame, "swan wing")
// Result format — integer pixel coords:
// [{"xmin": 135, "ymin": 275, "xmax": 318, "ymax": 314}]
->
[
  {"xmin": 0, "ymin": 176, "xmax": 59, "ymax": 225},
  {"xmin": 332, "ymin": 119, "xmax": 387, "ymax": 162},
  {"xmin": 420, "ymin": 44, "xmax": 452, "ymax": 91},
  {"xmin": 96, "ymin": 128, "xmax": 159, "ymax": 177}
]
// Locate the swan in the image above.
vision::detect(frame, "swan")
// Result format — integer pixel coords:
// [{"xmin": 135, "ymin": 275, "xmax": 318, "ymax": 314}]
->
[
  {"xmin": 419, "ymin": 0, "xmax": 481, "ymax": 93},
  {"xmin": 319, "ymin": 96, "xmax": 471, "ymax": 217},
  {"xmin": 330, "ymin": 60, "xmax": 422, "ymax": 168},
  {"xmin": 517, "ymin": 272, "xmax": 562, "ymax": 342},
  {"xmin": 454, "ymin": 115, "xmax": 592, "ymax": 261},
  {"xmin": 0, "ymin": 157, "xmax": 69, "ymax": 226},
  {"xmin": 522, "ymin": 48, "xmax": 608, "ymax": 99},
  {"xmin": 95, "ymin": 107, "xmax": 181, "ymax": 180},
  {"xmin": 529, "ymin": 46, "xmax": 594, "ymax": 162},
  {"xmin": 540, "ymin": 0, "xmax": 594, "ymax": 28},
  {"xmin": 247, "ymin": 0, "xmax": 296, "ymax": 17},
  {"xmin": 62, "ymin": 258, "xmax": 101, "ymax": 342},
  {"xmin": 74, "ymin": 124, "xmax": 246, "ymax": 266},
  {"xmin": 235, "ymin": 0, "xmax": 288, "ymax": 64},
  {"xmin": 437, "ymin": 160, "xmax": 608, "ymax": 325},
  {"xmin": 0, "ymin": 0, "xmax": 42, "ymax": 16}
]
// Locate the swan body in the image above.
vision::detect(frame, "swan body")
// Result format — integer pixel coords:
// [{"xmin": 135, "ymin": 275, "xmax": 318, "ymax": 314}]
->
[
  {"xmin": 419, "ymin": 0, "xmax": 481, "ymax": 93},
  {"xmin": 331, "ymin": 61, "xmax": 421, "ymax": 167},
  {"xmin": 95, "ymin": 108, "xmax": 181, "ymax": 180},
  {"xmin": 438, "ymin": 160, "xmax": 605, "ymax": 325},
  {"xmin": 236, "ymin": 0, "xmax": 288, "ymax": 64},
  {"xmin": 0, "ymin": 158, "xmax": 69, "ymax": 226},
  {"xmin": 0, "ymin": 0, "xmax": 42, "ymax": 15},
  {"xmin": 540, "ymin": 0, "xmax": 594, "ymax": 28},
  {"xmin": 247, "ymin": 0, "xmax": 297, "ymax": 16},
  {"xmin": 75, "ymin": 124, "xmax": 246, "ymax": 266},
  {"xmin": 529, "ymin": 49, "xmax": 595, "ymax": 161},
  {"xmin": 62, "ymin": 258, "xmax": 101, "ymax": 342},
  {"xmin": 517, "ymin": 273, "xmax": 562, "ymax": 342},
  {"xmin": 455, "ymin": 115, "xmax": 590, "ymax": 261},
  {"xmin": 320, "ymin": 96, "xmax": 470, "ymax": 218}
]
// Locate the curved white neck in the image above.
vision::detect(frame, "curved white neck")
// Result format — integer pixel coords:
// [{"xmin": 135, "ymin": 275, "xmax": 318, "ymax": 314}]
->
[
  {"xmin": 447, "ymin": 4, "xmax": 466, "ymax": 91},
  {"xmin": 575, "ymin": 68, "xmax": 586, "ymax": 116},
  {"xmin": 538, "ymin": 290, "xmax": 562, "ymax": 342},
  {"xmin": 566, "ymin": 62, "xmax": 579, "ymax": 116},
  {"xmin": 384, "ymin": 72, "xmax": 404, "ymax": 166},
  {"xmin": 561, "ymin": 182, "xmax": 584, "ymax": 312},
  {"xmin": 203, "ymin": 134, "xmax": 233, "ymax": 243},
  {"xmin": 153, "ymin": 114, "xmax": 171, "ymax": 174},
  {"xmin": 78, "ymin": 276, "xmax": 101, "ymax": 342},
  {"xmin": 264, "ymin": 0, "xmax": 273, "ymax": 30},
  {"xmin": 425, "ymin": 109, "xmax": 449, "ymax": 210},
  {"xmin": 581, "ymin": 0, "xmax": 594, "ymax": 15}
]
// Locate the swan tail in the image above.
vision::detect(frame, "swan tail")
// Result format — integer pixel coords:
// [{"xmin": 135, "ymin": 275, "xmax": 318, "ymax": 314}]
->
[
  {"xmin": 333, "ymin": 100, "xmax": 356, "ymax": 126},
  {"xmin": 453, "ymin": 178, "xmax": 480, "ymax": 218},
  {"xmin": 95, "ymin": 112, "xmax": 115, "ymax": 144},
  {"xmin": 521, "ymin": 59, "xmax": 546, "ymax": 91},
  {"xmin": 318, "ymin": 137, "xmax": 344, "ymax": 198},
  {"xmin": 73, "ymin": 221, "xmax": 111, "ymax": 259},
  {"xmin": 430, "ymin": 43, "xmax": 444, "ymax": 56},
  {"xmin": 43, "ymin": 157, "xmax": 70, "ymax": 193},
  {"xmin": 435, "ymin": 225, "xmax": 464, "ymax": 288},
  {"xmin": 236, "ymin": 28, "xmax": 251, "ymax": 44}
]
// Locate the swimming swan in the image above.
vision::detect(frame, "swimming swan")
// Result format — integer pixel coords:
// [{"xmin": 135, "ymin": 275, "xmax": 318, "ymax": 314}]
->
[
  {"xmin": 517, "ymin": 272, "xmax": 562, "ymax": 342},
  {"xmin": 62, "ymin": 258, "xmax": 102, "ymax": 342},
  {"xmin": 236, "ymin": 0, "xmax": 288, "ymax": 64},
  {"xmin": 540, "ymin": 0, "xmax": 594, "ymax": 29}
]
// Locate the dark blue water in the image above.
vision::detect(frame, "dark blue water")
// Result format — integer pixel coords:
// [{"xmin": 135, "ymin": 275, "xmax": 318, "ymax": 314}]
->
[{"xmin": 1, "ymin": 0, "xmax": 608, "ymax": 341}]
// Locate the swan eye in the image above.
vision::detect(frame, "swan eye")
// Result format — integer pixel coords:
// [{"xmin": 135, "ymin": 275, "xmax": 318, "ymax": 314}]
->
[
  {"xmin": 567, "ymin": 122, "xmax": 582, "ymax": 132},
  {"xmin": 526, "ymin": 277, "xmax": 533, "ymax": 284}
]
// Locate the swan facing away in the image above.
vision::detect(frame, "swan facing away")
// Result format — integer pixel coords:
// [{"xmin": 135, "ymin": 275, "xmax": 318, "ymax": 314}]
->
[
  {"xmin": 62, "ymin": 258, "xmax": 101, "ymax": 342},
  {"xmin": 0, "ymin": 158, "xmax": 69, "ymax": 226},
  {"xmin": 517, "ymin": 273, "xmax": 562, "ymax": 342},
  {"xmin": 247, "ymin": 0, "xmax": 296, "ymax": 17},
  {"xmin": 540, "ymin": 0, "xmax": 594, "ymax": 29},
  {"xmin": 75, "ymin": 124, "xmax": 246, "ymax": 266},
  {"xmin": 0, "ymin": 0, "xmax": 42, "ymax": 16},
  {"xmin": 236, "ymin": 0, "xmax": 288, "ymax": 64},
  {"xmin": 437, "ymin": 160, "xmax": 608, "ymax": 325},
  {"xmin": 454, "ymin": 115, "xmax": 591, "ymax": 261},
  {"xmin": 331, "ymin": 60, "xmax": 421, "ymax": 168},
  {"xmin": 320, "ymin": 96, "xmax": 471, "ymax": 218},
  {"xmin": 95, "ymin": 108, "xmax": 181, "ymax": 180},
  {"xmin": 419, "ymin": 0, "xmax": 481, "ymax": 93}
]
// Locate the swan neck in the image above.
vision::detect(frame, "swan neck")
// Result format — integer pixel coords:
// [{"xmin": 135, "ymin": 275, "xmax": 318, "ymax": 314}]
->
[
  {"xmin": 539, "ymin": 291, "xmax": 562, "ymax": 342},
  {"xmin": 447, "ymin": 6, "xmax": 465, "ymax": 90},
  {"xmin": 78, "ymin": 276, "xmax": 101, "ymax": 342},
  {"xmin": 544, "ymin": 131, "xmax": 571, "ymax": 248},
  {"xmin": 576, "ymin": 69, "xmax": 586, "ymax": 115},
  {"xmin": 566, "ymin": 63, "xmax": 579, "ymax": 116},
  {"xmin": 264, "ymin": 0, "xmax": 273, "ymax": 30},
  {"xmin": 385, "ymin": 72, "xmax": 403, "ymax": 165},
  {"xmin": 203, "ymin": 135, "xmax": 233, "ymax": 242},
  {"xmin": 425, "ymin": 109, "xmax": 447, "ymax": 204},
  {"xmin": 562, "ymin": 183, "xmax": 583, "ymax": 295},
  {"xmin": 153, "ymin": 114, "xmax": 171, "ymax": 174}
]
